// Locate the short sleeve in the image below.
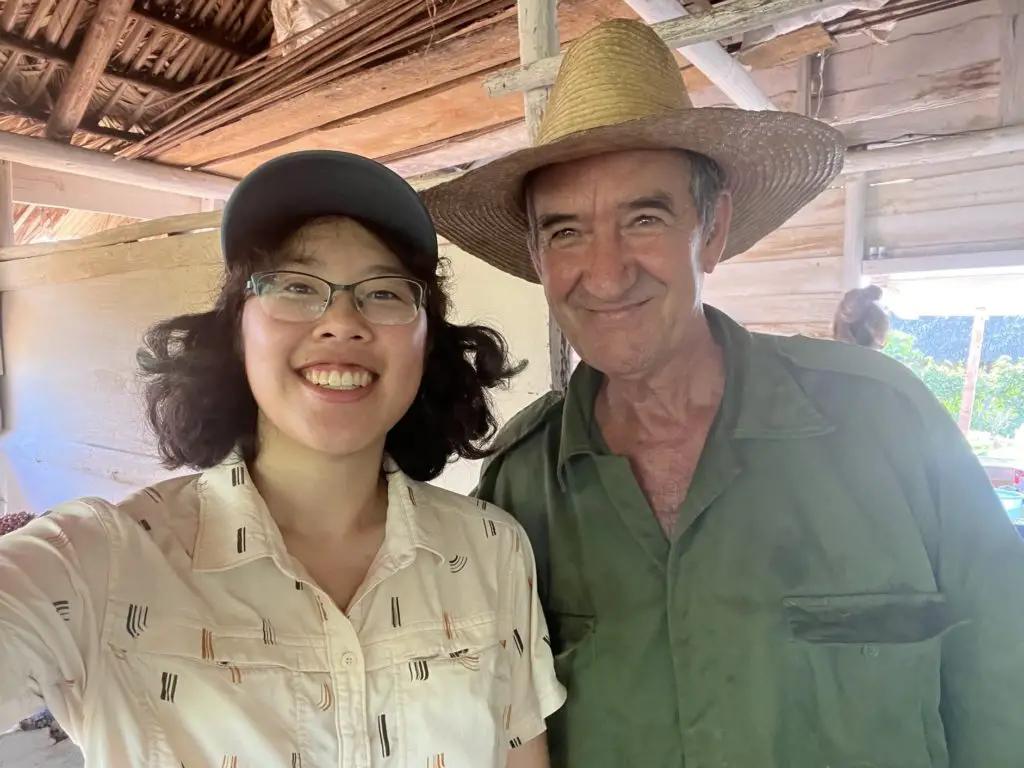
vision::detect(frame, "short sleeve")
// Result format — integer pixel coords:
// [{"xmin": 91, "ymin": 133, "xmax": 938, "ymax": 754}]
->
[
  {"xmin": 0, "ymin": 500, "xmax": 112, "ymax": 736},
  {"xmin": 502, "ymin": 523, "xmax": 566, "ymax": 748}
]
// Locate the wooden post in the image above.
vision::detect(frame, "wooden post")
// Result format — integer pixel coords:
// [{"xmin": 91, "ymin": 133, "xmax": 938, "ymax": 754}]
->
[
  {"xmin": 1001, "ymin": 0, "xmax": 1024, "ymax": 125},
  {"xmin": 518, "ymin": 0, "xmax": 572, "ymax": 391},
  {"xmin": 0, "ymin": 161, "xmax": 12, "ymax": 423},
  {"xmin": 793, "ymin": 53, "xmax": 816, "ymax": 116},
  {"xmin": 958, "ymin": 312, "xmax": 987, "ymax": 433},
  {"xmin": 46, "ymin": 0, "xmax": 134, "ymax": 142},
  {"xmin": 842, "ymin": 174, "xmax": 867, "ymax": 291}
]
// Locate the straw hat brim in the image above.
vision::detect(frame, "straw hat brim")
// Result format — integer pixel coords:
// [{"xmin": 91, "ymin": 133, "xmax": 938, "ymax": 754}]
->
[{"xmin": 422, "ymin": 108, "xmax": 845, "ymax": 283}]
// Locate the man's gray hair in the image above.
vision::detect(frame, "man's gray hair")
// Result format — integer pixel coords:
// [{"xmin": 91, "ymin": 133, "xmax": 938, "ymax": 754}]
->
[
  {"xmin": 524, "ymin": 149, "xmax": 727, "ymax": 250},
  {"xmin": 679, "ymin": 149, "xmax": 727, "ymax": 236}
]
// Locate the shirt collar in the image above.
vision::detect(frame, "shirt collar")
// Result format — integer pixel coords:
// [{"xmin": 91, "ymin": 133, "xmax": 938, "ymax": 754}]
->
[
  {"xmin": 556, "ymin": 305, "xmax": 833, "ymax": 483},
  {"xmin": 192, "ymin": 453, "xmax": 445, "ymax": 573}
]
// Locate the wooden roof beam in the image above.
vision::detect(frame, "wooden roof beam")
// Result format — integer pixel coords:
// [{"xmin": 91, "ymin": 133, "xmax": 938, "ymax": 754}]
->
[
  {"xmin": 130, "ymin": 5, "xmax": 254, "ymax": 58},
  {"xmin": 46, "ymin": 0, "xmax": 134, "ymax": 142},
  {"xmin": 0, "ymin": 130, "xmax": 237, "ymax": 199},
  {"xmin": 485, "ymin": 0, "xmax": 857, "ymax": 97},
  {"xmin": 623, "ymin": 0, "xmax": 776, "ymax": 110}
]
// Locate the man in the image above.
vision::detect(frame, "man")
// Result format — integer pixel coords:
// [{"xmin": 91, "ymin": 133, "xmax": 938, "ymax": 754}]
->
[{"xmin": 424, "ymin": 18, "xmax": 1024, "ymax": 768}]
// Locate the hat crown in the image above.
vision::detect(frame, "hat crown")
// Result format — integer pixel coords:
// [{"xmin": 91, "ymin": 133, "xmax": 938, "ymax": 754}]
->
[{"xmin": 536, "ymin": 19, "xmax": 693, "ymax": 146}]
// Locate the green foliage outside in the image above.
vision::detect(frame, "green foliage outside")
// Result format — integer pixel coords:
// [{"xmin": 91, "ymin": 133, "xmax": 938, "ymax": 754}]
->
[{"xmin": 884, "ymin": 330, "xmax": 1024, "ymax": 439}]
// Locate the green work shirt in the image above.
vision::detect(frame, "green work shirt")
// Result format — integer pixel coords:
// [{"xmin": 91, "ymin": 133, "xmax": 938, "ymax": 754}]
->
[{"xmin": 474, "ymin": 306, "xmax": 1024, "ymax": 768}]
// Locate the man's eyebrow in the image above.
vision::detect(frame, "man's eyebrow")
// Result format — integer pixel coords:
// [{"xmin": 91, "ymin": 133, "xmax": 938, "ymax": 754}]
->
[
  {"xmin": 621, "ymin": 192, "xmax": 676, "ymax": 213},
  {"xmin": 535, "ymin": 212, "xmax": 578, "ymax": 231},
  {"xmin": 535, "ymin": 192, "xmax": 678, "ymax": 230}
]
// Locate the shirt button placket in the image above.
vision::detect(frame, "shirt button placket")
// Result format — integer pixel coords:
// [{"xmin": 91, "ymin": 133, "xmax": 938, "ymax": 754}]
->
[{"xmin": 330, "ymin": 614, "xmax": 368, "ymax": 768}]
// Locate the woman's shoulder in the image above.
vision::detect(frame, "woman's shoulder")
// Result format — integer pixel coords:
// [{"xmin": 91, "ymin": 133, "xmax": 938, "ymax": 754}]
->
[
  {"xmin": 31, "ymin": 472, "xmax": 202, "ymax": 549},
  {"xmin": 409, "ymin": 479, "xmax": 525, "ymax": 540}
]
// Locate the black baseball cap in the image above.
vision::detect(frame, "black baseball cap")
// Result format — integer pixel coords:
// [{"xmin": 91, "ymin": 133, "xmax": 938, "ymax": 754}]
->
[{"xmin": 220, "ymin": 149, "xmax": 438, "ymax": 269}]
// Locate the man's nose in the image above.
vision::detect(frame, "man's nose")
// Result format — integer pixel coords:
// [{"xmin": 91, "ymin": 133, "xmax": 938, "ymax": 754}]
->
[{"xmin": 581, "ymin": 230, "xmax": 635, "ymax": 300}]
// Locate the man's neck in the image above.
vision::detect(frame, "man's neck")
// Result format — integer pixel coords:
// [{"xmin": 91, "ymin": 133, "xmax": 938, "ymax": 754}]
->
[
  {"xmin": 598, "ymin": 317, "xmax": 726, "ymax": 440},
  {"xmin": 250, "ymin": 428, "xmax": 387, "ymax": 543}
]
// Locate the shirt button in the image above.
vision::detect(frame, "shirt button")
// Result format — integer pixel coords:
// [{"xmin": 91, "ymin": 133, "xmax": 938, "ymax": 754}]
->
[{"xmin": 341, "ymin": 651, "xmax": 357, "ymax": 667}]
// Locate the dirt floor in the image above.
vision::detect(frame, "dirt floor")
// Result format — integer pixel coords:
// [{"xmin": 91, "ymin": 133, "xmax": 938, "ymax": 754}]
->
[{"xmin": 0, "ymin": 728, "xmax": 83, "ymax": 767}]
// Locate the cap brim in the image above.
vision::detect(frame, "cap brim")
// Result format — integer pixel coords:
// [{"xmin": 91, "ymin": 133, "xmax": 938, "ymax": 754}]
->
[{"xmin": 221, "ymin": 150, "xmax": 438, "ymax": 269}]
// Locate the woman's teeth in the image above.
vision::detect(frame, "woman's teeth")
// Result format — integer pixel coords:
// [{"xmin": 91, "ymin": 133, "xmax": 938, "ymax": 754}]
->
[{"xmin": 304, "ymin": 369, "xmax": 374, "ymax": 390}]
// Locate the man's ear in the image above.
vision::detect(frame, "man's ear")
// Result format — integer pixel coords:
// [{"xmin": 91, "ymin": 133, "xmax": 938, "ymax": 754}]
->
[{"xmin": 702, "ymin": 190, "xmax": 733, "ymax": 275}]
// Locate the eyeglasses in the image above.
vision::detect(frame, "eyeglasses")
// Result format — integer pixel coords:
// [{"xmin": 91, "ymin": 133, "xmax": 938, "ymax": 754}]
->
[{"xmin": 247, "ymin": 270, "xmax": 427, "ymax": 325}]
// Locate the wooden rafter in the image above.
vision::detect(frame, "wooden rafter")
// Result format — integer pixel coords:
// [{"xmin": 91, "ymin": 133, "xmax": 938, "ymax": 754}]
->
[
  {"xmin": 46, "ymin": 0, "xmax": 135, "ymax": 142},
  {"xmin": 485, "ymin": 0, "xmax": 858, "ymax": 96},
  {"xmin": 0, "ymin": 30, "xmax": 186, "ymax": 94},
  {"xmin": 130, "ymin": 5, "xmax": 255, "ymax": 59}
]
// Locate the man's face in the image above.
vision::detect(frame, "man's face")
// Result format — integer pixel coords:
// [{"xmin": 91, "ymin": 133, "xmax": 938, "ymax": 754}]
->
[{"xmin": 528, "ymin": 149, "xmax": 732, "ymax": 378}]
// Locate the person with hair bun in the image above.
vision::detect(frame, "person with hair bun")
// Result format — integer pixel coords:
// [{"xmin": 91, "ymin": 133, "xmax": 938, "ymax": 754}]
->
[
  {"xmin": 833, "ymin": 284, "xmax": 890, "ymax": 349},
  {"xmin": 0, "ymin": 150, "xmax": 563, "ymax": 767}
]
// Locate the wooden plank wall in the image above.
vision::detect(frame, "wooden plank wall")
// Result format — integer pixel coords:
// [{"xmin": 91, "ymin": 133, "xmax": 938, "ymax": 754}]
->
[
  {"xmin": 703, "ymin": 1, "xmax": 1010, "ymax": 338},
  {"xmin": 704, "ymin": 148, "xmax": 1024, "ymax": 338}
]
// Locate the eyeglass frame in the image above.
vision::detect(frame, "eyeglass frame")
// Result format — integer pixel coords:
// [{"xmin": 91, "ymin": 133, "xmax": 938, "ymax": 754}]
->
[{"xmin": 246, "ymin": 269, "xmax": 429, "ymax": 325}]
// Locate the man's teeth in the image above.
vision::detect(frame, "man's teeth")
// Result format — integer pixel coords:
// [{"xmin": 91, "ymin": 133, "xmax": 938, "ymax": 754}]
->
[{"xmin": 304, "ymin": 369, "xmax": 374, "ymax": 390}]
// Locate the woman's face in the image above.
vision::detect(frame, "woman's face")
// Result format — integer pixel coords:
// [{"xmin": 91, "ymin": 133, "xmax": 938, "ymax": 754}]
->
[{"xmin": 241, "ymin": 217, "xmax": 428, "ymax": 460}]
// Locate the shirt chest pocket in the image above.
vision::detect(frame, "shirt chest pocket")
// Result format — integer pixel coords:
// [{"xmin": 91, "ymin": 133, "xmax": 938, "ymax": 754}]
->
[
  {"xmin": 106, "ymin": 602, "xmax": 324, "ymax": 766},
  {"xmin": 780, "ymin": 591, "xmax": 961, "ymax": 768},
  {"xmin": 362, "ymin": 615, "xmax": 508, "ymax": 766}
]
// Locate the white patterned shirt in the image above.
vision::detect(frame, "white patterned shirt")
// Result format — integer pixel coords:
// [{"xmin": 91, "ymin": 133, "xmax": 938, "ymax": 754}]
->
[{"xmin": 0, "ymin": 456, "xmax": 566, "ymax": 767}]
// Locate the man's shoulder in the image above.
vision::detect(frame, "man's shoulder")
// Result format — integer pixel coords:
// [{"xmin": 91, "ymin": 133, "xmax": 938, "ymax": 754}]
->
[
  {"xmin": 477, "ymin": 391, "xmax": 565, "ymax": 495},
  {"xmin": 763, "ymin": 332, "xmax": 943, "ymax": 417},
  {"xmin": 490, "ymin": 390, "xmax": 566, "ymax": 458}
]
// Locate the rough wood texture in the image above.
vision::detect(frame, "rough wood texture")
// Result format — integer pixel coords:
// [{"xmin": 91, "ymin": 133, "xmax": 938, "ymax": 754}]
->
[
  {"xmin": 158, "ymin": 0, "xmax": 630, "ymax": 172},
  {"xmin": 842, "ymin": 175, "xmax": 867, "ymax": 290},
  {"xmin": 483, "ymin": 0, "xmax": 854, "ymax": 96},
  {"xmin": 45, "ymin": 0, "xmax": 134, "ymax": 142},
  {"xmin": 0, "ymin": 210, "xmax": 221, "ymax": 261},
  {"xmin": 0, "ymin": 131, "xmax": 237, "ymax": 199},
  {"xmin": 10, "ymin": 164, "xmax": 206, "ymax": 219},
  {"xmin": 844, "ymin": 123, "xmax": 1024, "ymax": 174},
  {"xmin": 0, "ymin": 160, "xmax": 13, "ymax": 247},
  {"xmin": 1001, "ymin": 0, "xmax": 1024, "ymax": 123},
  {"xmin": 704, "ymin": 148, "xmax": 1024, "ymax": 335},
  {"xmin": 626, "ymin": 0, "xmax": 775, "ymax": 109},
  {"xmin": 518, "ymin": 0, "xmax": 559, "ymax": 138},
  {"xmin": 517, "ymin": 0, "xmax": 569, "ymax": 392},
  {"xmin": 0, "ymin": 229, "xmax": 221, "ymax": 290},
  {"xmin": 395, "ymin": 7, "xmax": 988, "ymax": 183}
]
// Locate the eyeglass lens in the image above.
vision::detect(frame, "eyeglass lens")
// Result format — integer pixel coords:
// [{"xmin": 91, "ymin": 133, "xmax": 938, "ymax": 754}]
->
[{"xmin": 253, "ymin": 272, "xmax": 423, "ymax": 325}]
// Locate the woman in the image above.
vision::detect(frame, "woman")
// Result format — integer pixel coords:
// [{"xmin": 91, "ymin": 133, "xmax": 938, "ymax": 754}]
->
[
  {"xmin": 0, "ymin": 150, "xmax": 564, "ymax": 767},
  {"xmin": 832, "ymin": 284, "xmax": 890, "ymax": 349}
]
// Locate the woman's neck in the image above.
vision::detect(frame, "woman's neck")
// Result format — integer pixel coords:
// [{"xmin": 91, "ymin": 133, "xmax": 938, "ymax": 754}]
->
[{"xmin": 250, "ymin": 429, "xmax": 388, "ymax": 542}]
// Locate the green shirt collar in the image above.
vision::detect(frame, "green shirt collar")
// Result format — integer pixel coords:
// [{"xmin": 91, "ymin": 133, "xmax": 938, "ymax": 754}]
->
[{"xmin": 557, "ymin": 306, "xmax": 833, "ymax": 481}]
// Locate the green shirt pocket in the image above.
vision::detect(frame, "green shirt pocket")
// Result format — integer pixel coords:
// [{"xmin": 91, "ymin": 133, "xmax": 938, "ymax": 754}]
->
[{"xmin": 780, "ymin": 592, "xmax": 961, "ymax": 768}]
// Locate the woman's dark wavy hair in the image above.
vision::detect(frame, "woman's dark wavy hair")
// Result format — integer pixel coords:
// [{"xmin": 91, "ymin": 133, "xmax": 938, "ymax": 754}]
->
[{"xmin": 137, "ymin": 216, "xmax": 525, "ymax": 482}]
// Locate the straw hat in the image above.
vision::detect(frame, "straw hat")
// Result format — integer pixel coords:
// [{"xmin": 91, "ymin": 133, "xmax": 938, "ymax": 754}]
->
[{"xmin": 421, "ymin": 19, "xmax": 846, "ymax": 283}]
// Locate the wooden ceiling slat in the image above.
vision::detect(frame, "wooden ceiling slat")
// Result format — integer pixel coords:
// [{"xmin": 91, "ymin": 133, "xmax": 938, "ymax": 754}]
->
[
  {"xmin": 130, "ymin": 5, "xmax": 252, "ymax": 58},
  {"xmin": 0, "ymin": 30, "xmax": 187, "ymax": 93}
]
